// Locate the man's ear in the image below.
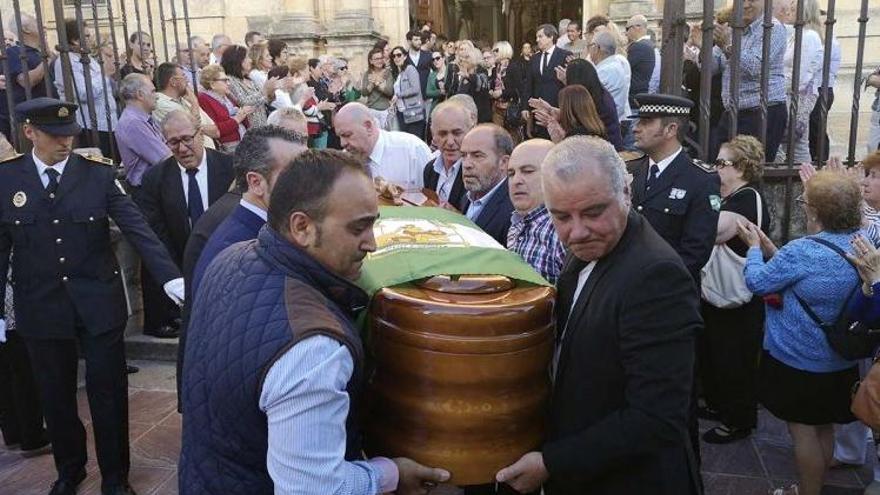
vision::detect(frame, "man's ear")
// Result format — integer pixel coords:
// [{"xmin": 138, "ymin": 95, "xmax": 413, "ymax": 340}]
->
[{"xmin": 287, "ymin": 211, "xmax": 316, "ymax": 248}]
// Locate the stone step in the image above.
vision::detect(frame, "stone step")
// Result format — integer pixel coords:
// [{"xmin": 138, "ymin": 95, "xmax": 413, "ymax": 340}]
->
[{"xmin": 126, "ymin": 333, "xmax": 179, "ymax": 362}]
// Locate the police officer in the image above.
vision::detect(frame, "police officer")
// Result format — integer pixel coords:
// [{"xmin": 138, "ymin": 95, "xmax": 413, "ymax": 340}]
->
[
  {"xmin": 627, "ymin": 93, "xmax": 720, "ymax": 283},
  {"xmin": 0, "ymin": 98, "xmax": 184, "ymax": 495}
]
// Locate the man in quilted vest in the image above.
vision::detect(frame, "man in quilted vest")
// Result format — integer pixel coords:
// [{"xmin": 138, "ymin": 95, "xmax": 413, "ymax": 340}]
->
[{"xmin": 180, "ymin": 149, "xmax": 450, "ymax": 494}]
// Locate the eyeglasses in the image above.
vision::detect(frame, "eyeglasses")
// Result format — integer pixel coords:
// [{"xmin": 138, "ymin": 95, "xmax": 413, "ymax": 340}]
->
[
  {"xmin": 166, "ymin": 131, "xmax": 200, "ymax": 149},
  {"xmin": 714, "ymin": 158, "xmax": 734, "ymax": 169},
  {"xmin": 214, "ymin": 77, "xmax": 229, "ymax": 82},
  {"xmin": 392, "ymin": 53, "xmax": 405, "ymax": 58},
  {"xmin": 340, "ymin": 66, "xmax": 348, "ymax": 71},
  {"xmin": 492, "ymin": 48, "xmax": 499, "ymax": 52},
  {"xmin": 432, "ymin": 56, "xmax": 442, "ymax": 61}
]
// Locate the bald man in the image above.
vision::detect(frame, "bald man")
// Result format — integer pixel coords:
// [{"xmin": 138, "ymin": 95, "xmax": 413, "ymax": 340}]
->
[
  {"xmin": 334, "ymin": 102, "xmax": 431, "ymax": 189},
  {"xmin": 1, "ymin": 13, "xmax": 50, "ymax": 141},
  {"xmin": 506, "ymin": 139, "xmax": 565, "ymax": 283},
  {"xmin": 625, "ymin": 14, "xmax": 655, "ymax": 104}
]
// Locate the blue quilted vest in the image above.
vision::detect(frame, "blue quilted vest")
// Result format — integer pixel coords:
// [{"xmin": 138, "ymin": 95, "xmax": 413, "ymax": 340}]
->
[{"xmin": 179, "ymin": 226, "xmax": 369, "ymax": 495}]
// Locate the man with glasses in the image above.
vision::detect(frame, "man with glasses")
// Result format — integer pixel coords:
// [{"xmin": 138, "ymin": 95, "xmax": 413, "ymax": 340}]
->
[
  {"xmin": 153, "ymin": 62, "xmax": 219, "ymax": 151},
  {"xmin": 625, "ymin": 15, "xmax": 656, "ymax": 106},
  {"xmin": 138, "ymin": 110, "xmax": 233, "ymax": 340}
]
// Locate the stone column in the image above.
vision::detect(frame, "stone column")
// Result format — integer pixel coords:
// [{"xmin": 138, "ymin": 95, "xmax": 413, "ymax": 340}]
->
[
  {"xmin": 326, "ymin": 0, "xmax": 380, "ymax": 75},
  {"xmin": 261, "ymin": 0, "xmax": 320, "ymax": 58},
  {"xmin": 608, "ymin": 0, "xmax": 657, "ymax": 19},
  {"xmin": 334, "ymin": 0, "xmax": 375, "ymax": 33}
]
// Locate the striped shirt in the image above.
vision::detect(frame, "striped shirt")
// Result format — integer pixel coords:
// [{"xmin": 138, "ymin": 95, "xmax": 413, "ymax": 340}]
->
[
  {"xmin": 722, "ymin": 16, "xmax": 788, "ymax": 110},
  {"xmin": 507, "ymin": 205, "xmax": 566, "ymax": 284},
  {"xmin": 864, "ymin": 204, "xmax": 880, "ymax": 246},
  {"xmin": 259, "ymin": 335, "xmax": 398, "ymax": 494}
]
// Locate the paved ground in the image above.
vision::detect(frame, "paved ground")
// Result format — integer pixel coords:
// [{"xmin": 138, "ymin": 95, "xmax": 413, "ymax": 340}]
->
[{"xmin": 0, "ymin": 360, "xmax": 875, "ymax": 495}]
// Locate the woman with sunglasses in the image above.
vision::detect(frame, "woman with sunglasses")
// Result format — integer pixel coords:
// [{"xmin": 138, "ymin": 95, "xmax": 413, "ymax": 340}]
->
[
  {"xmin": 390, "ymin": 45, "xmax": 427, "ymax": 139},
  {"xmin": 449, "ymin": 46, "xmax": 492, "ymax": 124},
  {"xmin": 425, "ymin": 51, "xmax": 447, "ymax": 114},
  {"xmin": 698, "ymin": 135, "xmax": 770, "ymax": 447}
]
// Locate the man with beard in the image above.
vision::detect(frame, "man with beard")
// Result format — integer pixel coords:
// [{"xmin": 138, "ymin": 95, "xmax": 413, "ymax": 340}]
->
[{"xmin": 459, "ymin": 124, "xmax": 515, "ymax": 245}]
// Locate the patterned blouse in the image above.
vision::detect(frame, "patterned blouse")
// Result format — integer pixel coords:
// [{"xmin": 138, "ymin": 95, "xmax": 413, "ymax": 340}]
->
[{"xmin": 227, "ymin": 75, "xmax": 269, "ymax": 128}]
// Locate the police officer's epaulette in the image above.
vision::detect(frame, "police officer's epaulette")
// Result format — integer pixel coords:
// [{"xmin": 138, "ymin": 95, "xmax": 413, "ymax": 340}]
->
[
  {"xmin": 0, "ymin": 152, "xmax": 22, "ymax": 164},
  {"xmin": 691, "ymin": 159, "xmax": 715, "ymax": 173},
  {"xmin": 620, "ymin": 150, "xmax": 646, "ymax": 163},
  {"xmin": 83, "ymin": 154, "xmax": 114, "ymax": 166}
]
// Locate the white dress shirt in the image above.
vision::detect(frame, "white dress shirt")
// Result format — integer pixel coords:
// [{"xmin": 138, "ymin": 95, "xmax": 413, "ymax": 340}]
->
[
  {"xmin": 239, "ymin": 198, "xmax": 268, "ymax": 221},
  {"xmin": 33, "ymin": 152, "xmax": 70, "ymax": 187},
  {"xmin": 465, "ymin": 178, "xmax": 506, "ymax": 222},
  {"xmin": 177, "ymin": 151, "xmax": 209, "ymax": 212},
  {"xmin": 648, "ymin": 146, "xmax": 683, "ymax": 180},
  {"xmin": 431, "ymin": 156, "xmax": 461, "ymax": 203},
  {"xmin": 539, "ymin": 45, "xmax": 556, "ymax": 75},
  {"xmin": 552, "ymin": 260, "xmax": 598, "ymax": 378},
  {"xmin": 368, "ymin": 130, "xmax": 431, "ymax": 190},
  {"xmin": 595, "ymin": 54, "xmax": 633, "ymax": 121}
]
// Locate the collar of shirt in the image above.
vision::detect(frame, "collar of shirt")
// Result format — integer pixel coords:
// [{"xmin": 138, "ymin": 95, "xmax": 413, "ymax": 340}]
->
[
  {"xmin": 638, "ymin": 35, "xmax": 651, "ymax": 42},
  {"xmin": 239, "ymin": 197, "xmax": 268, "ymax": 221},
  {"xmin": 122, "ymin": 104, "xmax": 153, "ymax": 123},
  {"xmin": 33, "ymin": 150, "xmax": 70, "ymax": 179},
  {"xmin": 745, "ymin": 15, "xmax": 764, "ymax": 35},
  {"xmin": 369, "ymin": 130, "xmax": 388, "ymax": 169},
  {"xmin": 543, "ymin": 45, "xmax": 556, "ymax": 58},
  {"xmin": 510, "ymin": 204, "xmax": 548, "ymax": 227},
  {"xmin": 467, "ymin": 177, "xmax": 506, "ymax": 206},
  {"xmin": 432, "ymin": 155, "xmax": 461, "ymax": 176},
  {"xmin": 178, "ymin": 151, "xmax": 209, "ymax": 210},
  {"xmin": 177, "ymin": 148, "xmax": 208, "ymax": 174},
  {"xmin": 649, "ymin": 146, "xmax": 683, "ymax": 177}
]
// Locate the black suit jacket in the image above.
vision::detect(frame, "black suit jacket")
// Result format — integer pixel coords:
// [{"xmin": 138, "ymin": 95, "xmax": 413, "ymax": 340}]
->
[
  {"xmin": 627, "ymin": 150, "xmax": 719, "ymax": 282},
  {"xmin": 0, "ymin": 153, "xmax": 180, "ymax": 338},
  {"xmin": 522, "ymin": 47, "xmax": 571, "ymax": 107},
  {"xmin": 458, "ymin": 178, "xmax": 513, "ymax": 246},
  {"xmin": 543, "ymin": 212, "xmax": 701, "ymax": 495},
  {"xmin": 422, "ymin": 158, "xmax": 466, "ymax": 209},
  {"xmin": 139, "ymin": 149, "xmax": 234, "ymax": 266},
  {"xmin": 627, "ymin": 39, "xmax": 656, "ymax": 101}
]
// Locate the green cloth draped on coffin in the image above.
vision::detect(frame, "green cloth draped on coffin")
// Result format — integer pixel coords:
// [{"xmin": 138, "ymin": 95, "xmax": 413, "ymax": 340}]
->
[{"xmin": 356, "ymin": 206, "xmax": 552, "ymax": 298}]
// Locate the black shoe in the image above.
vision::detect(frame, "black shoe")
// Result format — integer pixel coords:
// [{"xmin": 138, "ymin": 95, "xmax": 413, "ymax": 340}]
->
[
  {"xmin": 702, "ymin": 424, "xmax": 752, "ymax": 444},
  {"xmin": 143, "ymin": 325, "xmax": 179, "ymax": 339},
  {"xmin": 20, "ymin": 441, "xmax": 52, "ymax": 458},
  {"xmin": 102, "ymin": 483, "xmax": 137, "ymax": 495},
  {"xmin": 126, "ymin": 364, "xmax": 140, "ymax": 374},
  {"xmin": 697, "ymin": 405, "xmax": 721, "ymax": 421},
  {"xmin": 48, "ymin": 469, "xmax": 86, "ymax": 495}
]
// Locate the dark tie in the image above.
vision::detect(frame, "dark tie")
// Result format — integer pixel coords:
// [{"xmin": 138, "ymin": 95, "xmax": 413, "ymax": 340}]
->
[
  {"xmin": 646, "ymin": 164, "xmax": 659, "ymax": 190},
  {"xmin": 541, "ymin": 51, "xmax": 549, "ymax": 75},
  {"xmin": 45, "ymin": 168, "xmax": 60, "ymax": 198},
  {"xmin": 186, "ymin": 168, "xmax": 204, "ymax": 226}
]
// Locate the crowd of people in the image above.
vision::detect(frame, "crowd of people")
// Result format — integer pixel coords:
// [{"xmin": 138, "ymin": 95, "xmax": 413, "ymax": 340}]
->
[{"xmin": 0, "ymin": 2, "xmax": 879, "ymax": 495}]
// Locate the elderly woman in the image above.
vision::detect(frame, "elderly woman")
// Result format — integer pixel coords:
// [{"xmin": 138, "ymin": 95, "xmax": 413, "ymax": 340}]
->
[
  {"xmin": 698, "ymin": 135, "xmax": 769, "ymax": 445},
  {"xmin": 220, "ymin": 44, "xmax": 278, "ymax": 128},
  {"xmin": 197, "ymin": 64, "xmax": 254, "ymax": 151},
  {"xmin": 267, "ymin": 39, "xmax": 289, "ymax": 68},
  {"xmin": 740, "ymin": 170, "xmax": 862, "ymax": 495}
]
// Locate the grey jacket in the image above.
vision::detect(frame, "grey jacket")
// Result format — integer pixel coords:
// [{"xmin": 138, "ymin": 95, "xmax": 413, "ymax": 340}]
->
[{"xmin": 395, "ymin": 64, "xmax": 425, "ymax": 119}]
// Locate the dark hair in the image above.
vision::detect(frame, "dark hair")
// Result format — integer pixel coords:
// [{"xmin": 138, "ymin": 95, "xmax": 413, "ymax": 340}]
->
[
  {"xmin": 436, "ymin": 34, "xmax": 448, "ymax": 46},
  {"xmin": 155, "ymin": 62, "xmax": 180, "ymax": 90},
  {"xmin": 373, "ymin": 39, "xmax": 389, "ymax": 50},
  {"xmin": 233, "ymin": 125, "xmax": 303, "ymax": 190},
  {"xmin": 568, "ymin": 21, "xmax": 581, "ymax": 32},
  {"xmin": 367, "ymin": 47, "xmax": 385, "ymax": 70},
  {"xmin": 268, "ymin": 149, "xmax": 369, "ymax": 231},
  {"xmin": 407, "ymin": 29, "xmax": 429, "ymax": 43},
  {"xmin": 129, "ymin": 31, "xmax": 149, "ymax": 44},
  {"xmin": 660, "ymin": 115, "xmax": 690, "ymax": 141},
  {"xmin": 537, "ymin": 24, "xmax": 558, "ymax": 42},
  {"xmin": 389, "ymin": 45, "xmax": 411, "ymax": 78},
  {"xmin": 267, "ymin": 39, "xmax": 287, "ymax": 66},
  {"xmin": 307, "ymin": 58, "xmax": 320, "ymax": 70},
  {"xmin": 565, "ymin": 59, "xmax": 607, "ymax": 115},
  {"xmin": 586, "ymin": 15, "xmax": 610, "ymax": 34},
  {"xmin": 244, "ymin": 31, "xmax": 262, "ymax": 45},
  {"xmin": 558, "ymin": 85, "xmax": 607, "ymax": 140},
  {"xmin": 220, "ymin": 45, "xmax": 248, "ymax": 79},
  {"xmin": 64, "ymin": 19, "xmax": 81, "ymax": 45},
  {"xmin": 268, "ymin": 65, "xmax": 289, "ymax": 80}
]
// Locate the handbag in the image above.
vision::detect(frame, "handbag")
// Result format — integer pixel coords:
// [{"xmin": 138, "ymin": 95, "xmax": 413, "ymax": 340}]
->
[
  {"xmin": 401, "ymin": 105, "xmax": 424, "ymax": 124},
  {"xmin": 852, "ymin": 355, "xmax": 880, "ymax": 428},
  {"xmin": 793, "ymin": 237, "xmax": 880, "ymax": 360},
  {"xmin": 700, "ymin": 188, "xmax": 762, "ymax": 309}
]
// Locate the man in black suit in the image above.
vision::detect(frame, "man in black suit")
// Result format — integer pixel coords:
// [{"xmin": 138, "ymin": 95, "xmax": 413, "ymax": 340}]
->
[
  {"xmin": 459, "ymin": 124, "xmax": 515, "ymax": 245},
  {"xmin": 496, "ymin": 136, "xmax": 702, "ymax": 495},
  {"xmin": 407, "ymin": 29, "xmax": 432, "ymax": 98},
  {"xmin": 424, "ymin": 101, "xmax": 473, "ymax": 208},
  {"xmin": 0, "ymin": 98, "xmax": 183, "ymax": 495},
  {"xmin": 138, "ymin": 110, "xmax": 234, "ymax": 339},
  {"xmin": 521, "ymin": 24, "xmax": 571, "ymax": 138},
  {"xmin": 625, "ymin": 15, "xmax": 656, "ymax": 105}
]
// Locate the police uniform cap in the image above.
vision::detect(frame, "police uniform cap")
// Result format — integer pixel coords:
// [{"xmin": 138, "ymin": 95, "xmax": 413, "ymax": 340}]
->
[
  {"xmin": 14, "ymin": 97, "xmax": 81, "ymax": 137},
  {"xmin": 629, "ymin": 93, "xmax": 694, "ymax": 119}
]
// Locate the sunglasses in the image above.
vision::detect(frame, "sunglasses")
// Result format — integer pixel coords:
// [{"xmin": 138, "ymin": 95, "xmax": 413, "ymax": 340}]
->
[
  {"xmin": 392, "ymin": 53, "xmax": 404, "ymax": 58},
  {"xmin": 340, "ymin": 66, "xmax": 348, "ymax": 71},
  {"xmin": 714, "ymin": 158, "xmax": 734, "ymax": 169},
  {"xmin": 432, "ymin": 56, "xmax": 442, "ymax": 61}
]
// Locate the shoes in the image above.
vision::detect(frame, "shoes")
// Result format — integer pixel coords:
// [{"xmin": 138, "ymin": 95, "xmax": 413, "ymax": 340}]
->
[
  {"xmin": 20, "ymin": 441, "xmax": 52, "ymax": 458},
  {"xmin": 48, "ymin": 469, "xmax": 87, "ymax": 495},
  {"xmin": 769, "ymin": 484, "xmax": 799, "ymax": 495},
  {"xmin": 126, "ymin": 364, "xmax": 140, "ymax": 374},
  {"xmin": 702, "ymin": 424, "xmax": 752, "ymax": 444},
  {"xmin": 865, "ymin": 480, "xmax": 880, "ymax": 495},
  {"xmin": 697, "ymin": 405, "xmax": 721, "ymax": 421},
  {"xmin": 143, "ymin": 325, "xmax": 179, "ymax": 339},
  {"xmin": 102, "ymin": 483, "xmax": 138, "ymax": 495}
]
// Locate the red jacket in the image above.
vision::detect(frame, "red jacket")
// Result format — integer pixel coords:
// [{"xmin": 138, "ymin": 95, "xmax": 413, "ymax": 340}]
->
[{"xmin": 198, "ymin": 92, "xmax": 247, "ymax": 144}]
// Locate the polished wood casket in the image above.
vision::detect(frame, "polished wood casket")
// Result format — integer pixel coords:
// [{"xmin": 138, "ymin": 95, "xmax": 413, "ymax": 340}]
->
[{"xmin": 365, "ymin": 274, "xmax": 555, "ymax": 485}]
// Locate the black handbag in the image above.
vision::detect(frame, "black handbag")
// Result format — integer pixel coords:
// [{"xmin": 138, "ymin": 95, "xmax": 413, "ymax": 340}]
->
[
  {"xmin": 504, "ymin": 98, "xmax": 523, "ymax": 128},
  {"xmin": 794, "ymin": 237, "xmax": 880, "ymax": 360}
]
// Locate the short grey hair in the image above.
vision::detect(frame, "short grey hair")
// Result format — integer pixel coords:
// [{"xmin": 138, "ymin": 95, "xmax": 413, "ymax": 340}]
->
[
  {"xmin": 593, "ymin": 30, "xmax": 617, "ymax": 56},
  {"xmin": 542, "ymin": 136, "xmax": 627, "ymax": 199},
  {"xmin": 446, "ymin": 94, "xmax": 478, "ymax": 126},
  {"xmin": 119, "ymin": 73, "xmax": 152, "ymax": 101},
  {"xmin": 160, "ymin": 110, "xmax": 198, "ymax": 135},
  {"xmin": 211, "ymin": 34, "xmax": 230, "ymax": 51}
]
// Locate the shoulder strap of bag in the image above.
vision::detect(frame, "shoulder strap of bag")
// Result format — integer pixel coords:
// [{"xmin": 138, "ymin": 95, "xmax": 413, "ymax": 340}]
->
[
  {"xmin": 725, "ymin": 186, "xmax": 763, "ymax": 231},
  {"xmin": 793, "ymin": 236, "xmax": 860, "ymax": 329}
]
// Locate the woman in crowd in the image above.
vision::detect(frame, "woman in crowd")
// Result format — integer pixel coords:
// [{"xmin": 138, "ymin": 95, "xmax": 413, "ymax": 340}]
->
[
  {"xmin": 556, "ymin": 59, "xmax": 623, "ymax": 149},
  {"xmin": 220, "ymin": 44, "xmax": 278, "ymax": 128},
  {"xmin": 119, "ymin": 31, "xmax": 154, "ymax": 79},
  {"xmin": 247, "ymin": 41, "xmax": 273, "ymax": 90},
  {"xmin": 698, "ymin": 135, "xmax": 769, "ymax": 444},
  {"xmin": 520, "ymin": 41, "xmax": 532, "ymax": 63},
  {"xmin": 491, "ymin": 41, "xmax": 526, "ymax": 142},
  {"xmin": 389, "ymin": 45, "xmax": 426, "ymax": 138},
  {"xmin": 543, "ymin": 85, "xmax": 607, "ymax": 143},
  {"xmin": 267, "ymin": 39, "xmax": 290, "ymax": 68},
  {"xmin": 360, "ymin": 47, "xmax": 395, "ymax": 128},
  {"xmin": 740, "ymin": 170, "xmax": 862, "ymax": 495},
  {"xmin": 304, "ymin": 58, "xmax": 336, "ymax": 148},
  {"xmin": 198, "ymin": 64, "xmax": 254, "ymax": 151},
  {"xmin": 451, "ymin": 46, "xmax": 492, "ymax": 123},
  {"xmin": 425, "ymin": 50, "xmax": 448, "ymax": 115}
]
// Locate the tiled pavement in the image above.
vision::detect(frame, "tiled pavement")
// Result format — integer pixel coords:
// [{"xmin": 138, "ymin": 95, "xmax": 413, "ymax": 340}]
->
[{"xmin": 0, "ymin": 360, "xmax": 875, "ymax": 495}]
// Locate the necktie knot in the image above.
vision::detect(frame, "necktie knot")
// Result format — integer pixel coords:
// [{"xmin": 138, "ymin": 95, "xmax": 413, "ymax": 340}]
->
[
  {"xmin": 647, "ymin": 164, "xmax": 660, "ymax": 190},
  {"xmin": 186, "ymin": 168, "xmax": 199, "ymax": 176},
  {"xmin": 45, "ymin": 168, "xmax": 60, "ymax": 196}
]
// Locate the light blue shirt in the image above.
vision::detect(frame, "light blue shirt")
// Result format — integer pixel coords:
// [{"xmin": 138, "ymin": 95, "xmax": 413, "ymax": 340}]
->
[
  {"xmin": 465, "ymin": 178, "xmax": 506, "ymax": 222},
  {"xmin": 53, "ymin": 53, "xmax": 118, "ymax": 132},
  {"xmin": 259, "ymin": 335, "xmax": 398, "ymax": 494},
  {"xmin": 595, "ymin": 54, "xmax": 632, "ymax": 122}
]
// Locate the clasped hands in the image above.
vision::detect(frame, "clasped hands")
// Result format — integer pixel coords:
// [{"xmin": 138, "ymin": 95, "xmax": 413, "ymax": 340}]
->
[{"xmin": 386, "ymin": 452, "xmax": 547, "ymax": 494}]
